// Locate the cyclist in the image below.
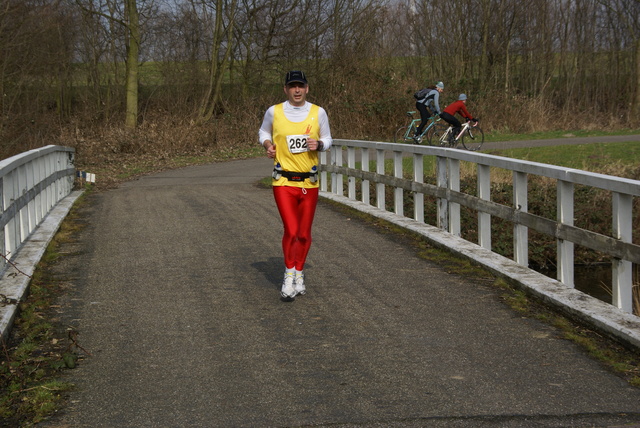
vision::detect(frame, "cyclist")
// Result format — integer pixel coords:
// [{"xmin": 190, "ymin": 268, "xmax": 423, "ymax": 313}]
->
[
  {"xmin": 414, "ymin": 81, "xmax": 444, "ymax": 140},
  {"xmin": 440, "ymin": 93, "xmax": 477, "ymax": 143}
]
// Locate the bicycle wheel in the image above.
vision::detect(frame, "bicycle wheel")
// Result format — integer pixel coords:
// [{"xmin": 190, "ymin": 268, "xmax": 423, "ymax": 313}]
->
[
  {"xmin": 461, "ymin": 126, "xmax": 485, "ymax": 151},
  {"xmin": 428, "ymin": 123, "xmax": 449, "ymax": 146},
  {"xmin": 394, "ymin": 125, "xmax": 414, "ymax": 144}
]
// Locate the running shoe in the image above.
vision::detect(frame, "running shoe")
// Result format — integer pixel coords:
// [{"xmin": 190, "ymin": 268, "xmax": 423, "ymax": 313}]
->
[
  {"xmin": 294, "ymin": 273, "xmax": 306, "ymax": 296},
  {"xmin": 281, "ymin": 273, "xmax": 296, "ymax": 300}
]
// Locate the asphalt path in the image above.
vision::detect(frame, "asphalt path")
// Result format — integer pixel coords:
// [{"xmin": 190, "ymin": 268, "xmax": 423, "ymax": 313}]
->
[{"xmin": 43, "ymin": 137, "xmax": 640, "ymax": 427}]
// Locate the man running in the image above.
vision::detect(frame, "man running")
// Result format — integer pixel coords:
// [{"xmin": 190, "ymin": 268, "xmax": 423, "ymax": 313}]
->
[{"xmin": 258, "ymin": 70, "xmax": 333, "ymax": 301}]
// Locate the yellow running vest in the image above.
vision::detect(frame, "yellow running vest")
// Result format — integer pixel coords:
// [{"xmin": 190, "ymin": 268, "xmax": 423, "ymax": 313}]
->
[{"xmin": 272, "ymin": 103, "xmax": 320, "ymax": 189}]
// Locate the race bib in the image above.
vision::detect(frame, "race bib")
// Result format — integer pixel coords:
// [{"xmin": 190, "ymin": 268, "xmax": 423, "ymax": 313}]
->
[{"xmin": 287, "ymin": 134, "xmax": 309, "ymax": 154}]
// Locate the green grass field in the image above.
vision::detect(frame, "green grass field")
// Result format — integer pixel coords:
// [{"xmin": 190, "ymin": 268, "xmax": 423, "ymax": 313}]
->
[
  {"xmin": 387, "ymin": 139, "xmax": 640, "ymax": 181},
  {"xmin": 484, "ymin": 140, "xmax": 640, "ymax": 177},
  {"xmin": 485, "ymin": 128, "xmax": 640, "ymax": 142}
]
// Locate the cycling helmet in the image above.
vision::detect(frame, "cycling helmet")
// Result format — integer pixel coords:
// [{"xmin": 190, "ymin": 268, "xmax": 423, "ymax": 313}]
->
[{"xmin": 458, "ymin": 93, "xmax": 467, "ymax": 101}]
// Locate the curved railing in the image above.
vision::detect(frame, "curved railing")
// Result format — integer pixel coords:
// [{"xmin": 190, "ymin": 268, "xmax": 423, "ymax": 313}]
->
[
  {"xmin": 319, "ymin": 139, "xmax": 640, "ymax": 315},
  {"xmin": 0, "ymin": 145, "xmax": 76, "ymax": 271}
]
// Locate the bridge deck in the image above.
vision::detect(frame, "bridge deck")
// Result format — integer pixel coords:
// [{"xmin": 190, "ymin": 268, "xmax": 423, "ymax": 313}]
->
[{"xmin": 46, "ymin": 157, "xmax": 640, "ymax": 427}]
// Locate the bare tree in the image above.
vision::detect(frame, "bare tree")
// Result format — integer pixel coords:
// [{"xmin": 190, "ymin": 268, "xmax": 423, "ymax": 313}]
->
[
  {"xmin": 74, "ymin": 0, "xmax": 154, "ymax": 128},
  {"xmin": 197, "ymin": 0, "xmax": 237, "ymax": 123},
  {"xmin": 598, "ymin": 0, "xmax": 640, "ymax": 122},
  {"xmin": 0, "ymin": 0, "xmax": 74, "ymax": 154},
  {"xmin": 123, "ymin": 0, "xmax": 140, "ymax": 128}
]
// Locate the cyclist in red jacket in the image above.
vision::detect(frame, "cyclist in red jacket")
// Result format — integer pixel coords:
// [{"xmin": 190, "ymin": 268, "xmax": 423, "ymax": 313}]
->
[{"xmin": 440, "ymin": 94, "xmax": 477, "ymax": 142}]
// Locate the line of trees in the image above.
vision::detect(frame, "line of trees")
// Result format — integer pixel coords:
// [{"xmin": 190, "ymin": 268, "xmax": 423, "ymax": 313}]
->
[{"xmin": 0, "ymin": 0, "xmax": 638, "ymax": 157}]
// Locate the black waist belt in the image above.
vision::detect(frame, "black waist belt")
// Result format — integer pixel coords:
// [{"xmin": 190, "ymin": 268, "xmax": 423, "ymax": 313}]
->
[
  {"xmin": 274, "ymin": 169, "xmax": 319, "ymax": 182},
  {"xmin": 280, "ymin": 170, "xmax": 317, "ymax": 182}
]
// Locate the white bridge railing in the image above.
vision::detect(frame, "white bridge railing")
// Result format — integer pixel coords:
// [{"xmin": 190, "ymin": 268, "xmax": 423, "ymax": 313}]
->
[
  {"xmin": 0, "ymin": 145, "xmax": 76, "ymax": 272},
  {"xmin": 319, "ymin": 139, "xmax": 640, "ymax": 314}
]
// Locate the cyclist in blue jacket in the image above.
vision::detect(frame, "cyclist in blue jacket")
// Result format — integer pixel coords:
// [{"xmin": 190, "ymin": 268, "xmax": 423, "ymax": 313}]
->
[{"xmin": 415, "ymin": 81, "xmax": 444, "ymax": 139}]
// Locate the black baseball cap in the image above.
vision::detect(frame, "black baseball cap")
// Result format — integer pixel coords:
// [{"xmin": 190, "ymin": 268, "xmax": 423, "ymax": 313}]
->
[{"xmin": 285, "ymin": 70, "xmax": 307, "ymax": 85}]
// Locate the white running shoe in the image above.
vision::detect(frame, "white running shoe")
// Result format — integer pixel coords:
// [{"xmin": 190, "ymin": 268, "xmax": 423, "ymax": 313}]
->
[
  {"xmin": 294, "ymin": 273, "xmax": 306, "ymax": 296},
  {"xmin": 281, "ymin": 273, "xmax": 296, "ymax": 300}
]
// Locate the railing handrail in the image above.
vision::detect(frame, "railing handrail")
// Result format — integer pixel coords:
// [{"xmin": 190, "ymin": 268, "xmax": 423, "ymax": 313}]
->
[{"xmin": 0, "ymin": 145, "xmax": 75, "ymax": 178}]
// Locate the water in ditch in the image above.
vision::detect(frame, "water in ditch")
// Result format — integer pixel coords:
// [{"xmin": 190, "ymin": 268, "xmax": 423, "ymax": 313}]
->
[{"xmin": 541, "ymin": 264, "xmax": 632, "ymax": 305}]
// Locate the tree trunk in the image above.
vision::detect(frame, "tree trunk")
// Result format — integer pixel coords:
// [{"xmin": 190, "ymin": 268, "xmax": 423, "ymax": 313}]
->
[
  {"xmin": 125, "ymin": 0, "xmax": 140, "ymax": 129},
  {"xmin": 479, "ymin": 0, "xmax": 489, "ymax": 89},
  {"xmin": 198, "ymin": 0, "xmax": 235, "ymax": 123},
  {"xmin": 633, "ymin": 38, "xmax": 640, "ymax": 124}
]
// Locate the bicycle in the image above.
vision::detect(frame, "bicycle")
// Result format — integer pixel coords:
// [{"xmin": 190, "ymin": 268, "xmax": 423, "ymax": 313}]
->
[
  {"xmin": 393, "ymin": 111, "xmax": 441, "ymax": 145},
  {"xmin": 428, "ymin": 119, "xmax": 484, "ymax": 150}
]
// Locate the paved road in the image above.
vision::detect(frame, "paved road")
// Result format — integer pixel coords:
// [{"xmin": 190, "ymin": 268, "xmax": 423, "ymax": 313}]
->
[{"xmin": 44, "ymin": 149, "xmax": 640, "ymax": 427}]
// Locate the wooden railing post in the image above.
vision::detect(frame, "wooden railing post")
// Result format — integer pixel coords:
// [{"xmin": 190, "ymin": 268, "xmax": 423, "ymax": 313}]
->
[
  {"xmin": 394, "ymin": 150, "xmax": 403, "ymax": 217},
  {"xmin": 478, "ymin": 164, "xmax": 491, "ymax": 249},
  {"xmin": 413, "ymin": 153, "xmax": 424, "ymax": 223},
  {"xmin": 612, "ymin": 192, "xmax": 633, "ymax": 313},
  {"xmin": 513, "ymin": 171, "xmax": 528, "ymax": 266},
  {"xmin": 436, "ymin": 156, "xmax": 448, "ymax": 230},
  {"xmin": 376, "ymin": 149, "xmax": 385, "ymax": 210},
  {"xmin": 361, "ymin": 149, "xmax": 370, "ymax": 205},
  {"xmin": 449, "ymin": 158, "xmax": 461, "ymax": 236},
  {"xmin": 557, "ymin": 180, "xmax": 574, "ymax": 287},
  {"xmin": 347, "ymin": 146, "xmax": 356, "ymax": 200}
]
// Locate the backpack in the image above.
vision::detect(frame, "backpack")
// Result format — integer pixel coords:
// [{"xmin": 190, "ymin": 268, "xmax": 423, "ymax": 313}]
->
[{"xmin": 413, "ymin": 88, "xmax": 430, "ymax": 100}]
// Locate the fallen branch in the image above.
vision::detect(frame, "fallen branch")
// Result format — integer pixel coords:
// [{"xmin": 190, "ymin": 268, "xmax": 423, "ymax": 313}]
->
[
  {"xmin": 0, "ymin": 252, "xmax": 32, "ymax": 279},
  {"xmin": 66, "ymin": 328, "xmax": 92, "ymax": 357}
]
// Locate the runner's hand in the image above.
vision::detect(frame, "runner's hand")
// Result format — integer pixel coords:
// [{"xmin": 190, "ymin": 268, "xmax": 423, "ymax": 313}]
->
[
  {"xmin": 307, "ymin": 138, "xmax": 320, "ymax": 151},
  {"xmin": 266, "ymin": 144, "xmax": 276, "ymax": 158}
]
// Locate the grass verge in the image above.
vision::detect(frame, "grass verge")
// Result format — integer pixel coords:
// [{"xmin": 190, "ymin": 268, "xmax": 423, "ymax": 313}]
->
[{"xmin": 0, "ymin": 192, "xmax": 90, "ymax": 426}]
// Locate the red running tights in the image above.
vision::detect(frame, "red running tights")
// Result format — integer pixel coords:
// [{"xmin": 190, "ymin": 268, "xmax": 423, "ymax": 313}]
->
[{"xmin": 273, "ymin": 186, "xmax": 319, "ymax": 270}]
